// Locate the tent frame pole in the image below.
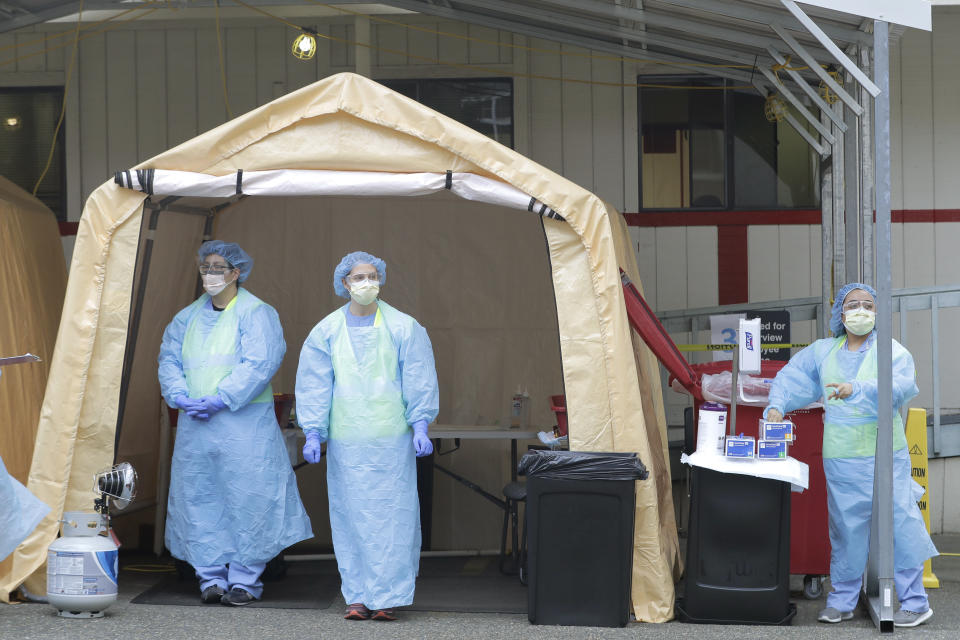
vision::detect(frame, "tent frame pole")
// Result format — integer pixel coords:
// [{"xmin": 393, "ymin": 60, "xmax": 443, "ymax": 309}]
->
[
  {"xmin": 114, "ymin": 197, "xmax": 215, "ymax": 452},
  {"xmin": 113, "ymin": 201, "xmax": 168, "ymax": 455}
]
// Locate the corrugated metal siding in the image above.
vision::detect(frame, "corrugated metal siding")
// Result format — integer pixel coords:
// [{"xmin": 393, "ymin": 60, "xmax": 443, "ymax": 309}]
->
[{"xmin": 3, "ymin": 10, "xmax": 960, "ymax": 533}]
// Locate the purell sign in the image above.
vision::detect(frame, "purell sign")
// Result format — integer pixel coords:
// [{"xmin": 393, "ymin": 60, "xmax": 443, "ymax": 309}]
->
[{"xmin": 738, "ymin": 317, "xmax": 762, "ymax": 374}]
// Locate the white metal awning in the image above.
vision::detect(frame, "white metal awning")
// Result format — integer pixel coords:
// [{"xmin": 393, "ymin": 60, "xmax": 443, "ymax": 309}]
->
[{"xmin": 366, "ymin": 0, "xmax": 930, "ymax": 158}]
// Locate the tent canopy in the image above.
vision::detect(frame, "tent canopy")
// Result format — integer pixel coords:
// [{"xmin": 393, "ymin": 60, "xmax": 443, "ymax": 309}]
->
[{"xmin": 2, "ymin": 72, "xmax": 678, "ymax": 621}]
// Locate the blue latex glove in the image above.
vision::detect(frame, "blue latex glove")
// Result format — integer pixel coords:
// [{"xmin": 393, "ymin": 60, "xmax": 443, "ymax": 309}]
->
[
  {"xmin": 412, "ymin": 420, "xmax": 433, "ymax": 457},
  {"xmin": 187, "ymin": 395, "xmax": 226, "ymax": 421},
  {"xmin": 302, "ymin": 432, "xmax": 325, "ymax": 464},
  {"xmin": 174, "ymin": 395, "xmax": 194, "ymax": 411}
]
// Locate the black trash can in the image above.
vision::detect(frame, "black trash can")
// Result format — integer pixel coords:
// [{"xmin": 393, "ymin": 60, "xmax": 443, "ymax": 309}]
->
[
  {"xmin": 520, "ymin": 450, "xmax": 648, "ymax": 627},
  {"xmin": 677, "ymin": 466, "xmax": 795, "ymax": 625}
]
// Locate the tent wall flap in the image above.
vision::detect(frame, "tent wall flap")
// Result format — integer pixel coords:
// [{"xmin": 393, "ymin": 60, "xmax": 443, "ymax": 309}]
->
[
  {"xmin": 2, "ymin": 73, "xmax": 678, "ymax": 621},
  {"xmin": 0, "ymin": 177, "xmax": 67, "ymax": 602}
]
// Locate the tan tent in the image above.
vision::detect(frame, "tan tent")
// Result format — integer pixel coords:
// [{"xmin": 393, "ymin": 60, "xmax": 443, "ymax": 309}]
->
[
  {"xmin": 1, "ymin": 73, "xmax": 680, "ymax": 621},
  {"xmin": 0, "ymin": 176, "xmax": 66, "ymax": 593}
]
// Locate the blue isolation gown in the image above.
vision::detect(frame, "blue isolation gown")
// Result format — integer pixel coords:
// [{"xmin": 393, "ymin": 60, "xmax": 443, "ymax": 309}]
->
[
  {"xmin": 158, "ymin": 289, "xmax": 312, "ymax": 567},
  {"xmin": 766, "ymin": 331, "xmax": 937, "ymax": 582},
  {"xmin": 296, "ymin": 300, "xmax": 439, "ymax": 609}
]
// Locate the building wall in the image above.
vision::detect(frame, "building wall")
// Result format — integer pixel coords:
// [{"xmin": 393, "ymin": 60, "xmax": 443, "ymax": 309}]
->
[{"xmin": 2, "ymin": 8, "xmax": 959, "ymax": 533}]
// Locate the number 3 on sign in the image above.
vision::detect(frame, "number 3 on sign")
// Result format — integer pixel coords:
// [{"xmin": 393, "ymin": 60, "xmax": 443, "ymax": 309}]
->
[{"xmin": 721, "ymin": 328, "xmax": 737, "ymax": 345}]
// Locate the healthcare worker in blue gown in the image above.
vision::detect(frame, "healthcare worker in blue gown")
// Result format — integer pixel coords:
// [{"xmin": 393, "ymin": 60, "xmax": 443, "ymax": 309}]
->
[
  {"xmin": 158, "ymin": 241, "xmax": 313, "ymax": 607},
  {"xmin": 296, "ymin": 251, "xmax": 439, "ymax": 622},
  {"xmin": 764, "ymin": 282, "xmax": 937, "ymax": 628},
  {"xmin": 0, "ymin": 368, "xmax": 51, "ymax": 563}
]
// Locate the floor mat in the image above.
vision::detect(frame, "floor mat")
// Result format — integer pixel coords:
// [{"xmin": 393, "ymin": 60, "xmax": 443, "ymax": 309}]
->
[
  {"xmin": 130, "ymin": 556, "xmax": 527, "ymax": 613},
  {"xmin": 130, "ymin": 564, "xmax": 340, "ymax": 609}
]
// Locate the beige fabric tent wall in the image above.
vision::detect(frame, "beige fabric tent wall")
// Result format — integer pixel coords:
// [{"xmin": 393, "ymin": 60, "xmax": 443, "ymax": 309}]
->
[
  {"xmin": 0, "ymin": 176, "xmax": 66, "ymax": 598},
  {"xmin": 1, "ymin": 73, "xmax": 680, "ymax": 621}
]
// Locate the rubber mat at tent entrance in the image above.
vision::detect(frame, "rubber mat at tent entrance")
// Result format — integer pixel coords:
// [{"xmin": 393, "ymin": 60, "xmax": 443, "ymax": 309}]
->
[
  {"xmin": 130, "ymin": 556, "xmax": 527, "ymax": 613},
  {"xmin": 130, "ymin": 564, "xmax": 339, "ymax": 609}
]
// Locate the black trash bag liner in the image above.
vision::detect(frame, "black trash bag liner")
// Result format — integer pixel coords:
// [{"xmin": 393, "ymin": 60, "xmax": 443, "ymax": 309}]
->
[{"xmin": 518, "ymin": 450, "xmax": 648, "ymax": 481}]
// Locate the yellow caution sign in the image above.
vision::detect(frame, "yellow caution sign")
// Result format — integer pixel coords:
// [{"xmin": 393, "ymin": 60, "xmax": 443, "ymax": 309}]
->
[
  {"xmin": 905, "ymin": 408, "xmax": 940, "ymax": 589},
  {"xmin": 676, "ymin": 342, "xmax": 811, "ymax": 352}
]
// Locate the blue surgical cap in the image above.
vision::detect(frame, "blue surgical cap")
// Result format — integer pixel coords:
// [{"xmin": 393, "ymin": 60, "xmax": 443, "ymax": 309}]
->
[
  {"xmin": 198, "ymin": 240, "xmax": 253, "ymax": 283},
  {"xmin": 334, "ymin": 251, "xmax": 386, "ymax": 298},
  {"xmin": 830, "ymin": 282, "xmax": 877, "ymax": 336}
]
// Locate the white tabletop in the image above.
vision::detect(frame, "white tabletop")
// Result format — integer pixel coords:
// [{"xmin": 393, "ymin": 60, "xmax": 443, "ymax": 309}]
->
[{"xmin": 430, "ymin": 424, "xmax": 540, "ymax": 440}]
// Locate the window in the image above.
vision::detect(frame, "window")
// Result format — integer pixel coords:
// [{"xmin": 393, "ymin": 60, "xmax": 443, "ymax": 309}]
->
[
  {"xmin": 381, "ymin": 78, "xmax": 513, "ymax": 148},
  {"xmin": 0, "ymin": 87, "xmax": 66, "ymax": 220},
  {"xmin": 639, "ymin": 77, "xmax": 820, "ymax": 210}
]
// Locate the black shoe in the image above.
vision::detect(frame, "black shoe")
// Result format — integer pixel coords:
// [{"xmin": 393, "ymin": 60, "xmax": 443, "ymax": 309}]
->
[
  {"xmin": 220, "ymin": 587, "xmax": 256, "ymax": 606},
  {"xmin": 200, "ymin": 585, "xmax": 225, "ymax": 604}
]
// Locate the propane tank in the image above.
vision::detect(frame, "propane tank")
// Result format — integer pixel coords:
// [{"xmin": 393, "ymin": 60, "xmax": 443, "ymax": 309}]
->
[{"xmin": 47, "ymin": 511, "xmax": 118, "ymax": 618}]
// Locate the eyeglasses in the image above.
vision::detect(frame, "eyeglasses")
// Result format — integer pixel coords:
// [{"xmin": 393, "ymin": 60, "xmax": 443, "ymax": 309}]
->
[
  {"xmin": 199, "ymin": 263, "xmax": 233, "ymax": 275},
  {"xmin": 843, "ymin": 300, "xmax": 875, "ymax": 312},
  {"xmin": 346, "ymin": 273, "xmax": 379, "ymax": 284}
]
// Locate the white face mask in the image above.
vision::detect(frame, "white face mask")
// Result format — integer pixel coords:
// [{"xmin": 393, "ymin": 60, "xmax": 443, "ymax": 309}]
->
[
  {"xmin": 349, "ymin": 281, "xmax": 379, "ymax": 306},
  {"xmin": 843, "ymin": 309, "xmax": 876, "ymax": 336},
  {"xmin": 202, "ymin": 273, "xmax": 232, "ymax": 296}
]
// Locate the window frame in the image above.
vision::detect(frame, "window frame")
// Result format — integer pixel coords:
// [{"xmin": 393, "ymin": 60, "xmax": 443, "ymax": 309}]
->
[
  {"xmin": 0, "ymin": 85, "xmax": 67, "ymax": 221},
  {"xmin": 378, "ymin": 76, "xmax": 515, "ymax": 150},
  {"xmin": 637, "ymin": 74, "xmax": 820, "ymax": 212}
]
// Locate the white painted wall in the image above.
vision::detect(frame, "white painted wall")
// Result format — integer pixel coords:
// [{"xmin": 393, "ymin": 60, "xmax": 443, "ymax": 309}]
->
[{"xmin": 2, "ymin": 7, "xmax": 960, "ymax": 533}]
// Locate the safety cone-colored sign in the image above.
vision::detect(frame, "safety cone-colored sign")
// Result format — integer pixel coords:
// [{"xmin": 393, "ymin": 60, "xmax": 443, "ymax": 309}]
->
[{"xmin": 905, "ymin": 408, "xmax": 940, "ymax": 588}]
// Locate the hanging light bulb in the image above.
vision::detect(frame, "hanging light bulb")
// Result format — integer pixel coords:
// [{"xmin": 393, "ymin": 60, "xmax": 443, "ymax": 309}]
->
[
  {"xmin": 763, "ymin": 93, "xmax": 787, "ymax": 123},
  {"xmin": 292, "ymin": 30, "xmax": 317, "ymax": 60}
]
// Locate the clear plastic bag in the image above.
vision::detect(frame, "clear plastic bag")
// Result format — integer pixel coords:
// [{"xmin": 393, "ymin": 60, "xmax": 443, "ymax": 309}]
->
[
  {"xmin": 700, "ymin": 371, "xmax": 822, "ymax": 409},
  {"xmin": 701, "ymin": 370, "xmax": 774, "ymax": 406},
  {"xmin": 518, "ymin": 450, "xmax": 648, "ymax": 481}
]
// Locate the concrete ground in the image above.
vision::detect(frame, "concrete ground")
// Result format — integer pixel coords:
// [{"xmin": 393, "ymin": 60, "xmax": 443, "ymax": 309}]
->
[{"xmin": 2, "ymin": 535, "xmax": 959, "ymax": 640}]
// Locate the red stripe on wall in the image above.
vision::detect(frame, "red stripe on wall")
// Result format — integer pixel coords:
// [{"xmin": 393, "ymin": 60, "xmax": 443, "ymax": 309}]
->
[
  {"xmin": 624, "ymin": 210, "xmax": 820, "ymax": 226},
  {"xmin": 717, "ymin": 225, "xmax": 748, "ymax": 305},
  {"xmin": 892, "ymin": 209, "xmax": 960, "ymax": 223},
  {"xmin": 624, "ymin": 209, "xmax": 960, "ymax": 226},
  {"xmin": 59, "ymin": 221, "xmax": 79, "ymax": 236}
]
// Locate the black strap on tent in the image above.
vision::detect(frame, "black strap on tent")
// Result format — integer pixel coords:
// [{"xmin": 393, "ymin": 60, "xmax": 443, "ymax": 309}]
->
[
  {"xmin": 134, "ymin": 169, "xmax": 155, "ymax": 195},
  {"xmin": 236, "ymin": 169, "xmax": 243, "ymax": 195},
  {"xmin": 527, "ymin": 197, "xmax": 566, "ymax": 222},
  {"xmin": 113, "ymin": 170, "xmax": 134, "ymax": 189},
  {"xmin": 445, "ymin": 170, "xmax": 452, "ymax": 190}
]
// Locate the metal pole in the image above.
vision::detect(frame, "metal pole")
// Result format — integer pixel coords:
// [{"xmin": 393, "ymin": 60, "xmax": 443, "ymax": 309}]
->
[
  {"xmin": 843, "ymin": 81, "xmax": 860, "ymax": 282},
  {"xmin": 864, "ymin": 19, "xmax": 895, "ymax": 634},
  {"xmin": 932, "ymin": 296, "xmax": 941, "ymax": 455},
  {"xmin": 899, "ymin": 296, "xmax": 908, "ymax": 425},
  {"xmin": 859, "ymin": 45, "xmax": 875, "ymax": 287},
  {"xmin": 730, "ymin": 337, "xmax": 739, "ymax": 436},
  {"xmin": 821, "ymin": 149, "xmax": 833, "ymax": 337},
  {"xmin": 832, "ymin": 106, "xmax": 846, "ymax": 289}
]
